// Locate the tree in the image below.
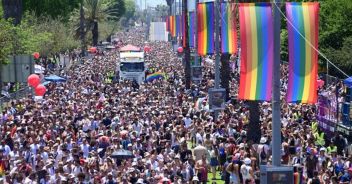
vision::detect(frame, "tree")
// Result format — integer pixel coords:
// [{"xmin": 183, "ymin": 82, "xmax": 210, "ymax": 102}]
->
[
  {"xmin": 165, "ymin": 0, "xmax": 174, "ymax": 15},
  {"xmin": 23, "ymin": 0, "xmax": 81, "ymax": 21},
  {"xmin": 72, "ymin": 0, "xmax": 126, "ymax": 46},
  {"xmin": 2, "ymin": 0, "xmax": 23, "ymax": 25},
  {"xmin": 155, "ymin": 4, "xmax": 169, "ymax": 19},
  {"xmin": 120, "ymin": 0, "xmax": 135, "ymax": 27}
]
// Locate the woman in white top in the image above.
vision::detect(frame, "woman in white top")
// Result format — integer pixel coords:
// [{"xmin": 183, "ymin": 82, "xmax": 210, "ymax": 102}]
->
[{"xmin": 240, "ymin": 158, "xmax": 254, "ymax": 184}]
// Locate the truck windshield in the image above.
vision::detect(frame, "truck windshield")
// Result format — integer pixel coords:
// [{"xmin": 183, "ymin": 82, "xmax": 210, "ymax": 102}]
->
[{"xmin": 120, "ymin": 62, "xmax": 144, "ymax": 72}]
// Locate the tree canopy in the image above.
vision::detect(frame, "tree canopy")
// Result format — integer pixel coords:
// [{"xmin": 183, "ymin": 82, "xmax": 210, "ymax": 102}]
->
[{"xmin": 23, "ymin": 0, "xmax": 81, "ymax": 21}]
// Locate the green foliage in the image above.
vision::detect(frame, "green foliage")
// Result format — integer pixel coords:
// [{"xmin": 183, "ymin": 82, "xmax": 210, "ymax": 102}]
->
[
  {"xmin": 71, "ymin": 0, "xmax": 126, "ymax": 45},
  {"xmin": 23, "ymin": 0, "xmax": 81, "ymax": 21},
  {"xmin": 119, "ymin": 0, "xmax": 135, "ymax": 27},
  {"xmin": 0, "ymin": 18, "xmax": 13, "ymax": 64}
]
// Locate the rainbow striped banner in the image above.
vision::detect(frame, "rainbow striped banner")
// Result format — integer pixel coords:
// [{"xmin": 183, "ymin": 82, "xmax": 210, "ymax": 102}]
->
[
  {"xmin": 197, "ymin": 2, "xmax": 214, "ymax": 56},
  {"xmin": 286, "ymin": 2, "xmax": 319, "ymax": 104},
  {"xmin": 221, "ymin": 3, "xmax": 238, "ymax": 54},
  {"xmin": 188, "ymin": 12, "xmax": 195, "ymax": 48},
  {"xmin": 238, "ymin": 3, "xmax": 274, "ymax": 101},
  {"xmin": 170, "ymin": 16, "xmax": 176, "ymax": 37}
]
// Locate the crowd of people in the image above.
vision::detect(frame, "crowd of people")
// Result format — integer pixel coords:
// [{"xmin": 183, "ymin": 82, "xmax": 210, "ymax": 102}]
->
[{"xmin": 0, "ymin": 27, "xmax": 352, "ymax": 184}]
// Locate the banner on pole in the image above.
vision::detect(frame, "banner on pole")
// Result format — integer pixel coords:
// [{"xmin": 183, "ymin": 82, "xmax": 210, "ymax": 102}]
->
[
  {"xmin": 238, "ymin": 3, "xmax": 274, "ymax": 101},
  {"xmin": 286, "ymin": 2, "xmax": 319, "ymax": 104},
  {"xmin": 197, "ymin": 2, "xmax": 214, "ymax": 56},
  {"xmin": 221, "ymin": 3, "xmax": 238, "ymax": 54}
]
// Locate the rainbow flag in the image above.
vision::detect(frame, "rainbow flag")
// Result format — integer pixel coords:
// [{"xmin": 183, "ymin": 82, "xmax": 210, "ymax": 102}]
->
[
  {"xmin": 188, "ymin": 12, "xmax": 195, "ymax": 48},
  {"xmin": 221, "ymin": 3, "xmax": 238, "ymax": 54},
  {"xmin": 0, "ymin": 161, "xmax": 5, "ymax": 177},
  {"xmin": 197, "ymin": 2, "xmax": 214, "ymax": 56},
  {"xmin": 146, "ymin": 72, "xmax": 165, "ymax": 82},
  {"xmin": 238, "ymin": 3, "xmax": 274, "ymax": 101},
  {"xmin": 170, "ymin": 16, "xmax": 176, "ymax": 37},
  {"xmin": 286, "ymin": 2, "xmax": 319, "ymax": 104}
]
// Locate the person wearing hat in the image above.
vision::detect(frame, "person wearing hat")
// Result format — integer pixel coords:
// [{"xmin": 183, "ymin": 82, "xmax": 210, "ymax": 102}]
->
[
  {"xmin": 240, "ymin": 158, "xmax": 253, "ymax": 184},
  {"xmin": 257, "ymin": 137, "xmax": 269, "ymax": 165}
]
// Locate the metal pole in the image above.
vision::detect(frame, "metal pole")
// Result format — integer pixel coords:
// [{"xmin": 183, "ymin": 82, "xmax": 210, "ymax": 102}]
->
[
  {"xmin": 214, "ymin": 0, "xmax": 220, "ymax": 120},
  {"xmin": 327, "ymin": 61, "xmax": 329, "ymax": 86},
  {"xmin": 214, "ymin": 0, "xmax": 220, "ymax": 89},
  {"xmin": 194, "ymin": 0, "xmax": 199, "ymax": 66},
  {"xmin": 184, "ymin": 0, "xmax": 191, "ymax": 89},
  {"xmin": 272, "ymin": 0, "xmax": 282, "ymax": 167}
]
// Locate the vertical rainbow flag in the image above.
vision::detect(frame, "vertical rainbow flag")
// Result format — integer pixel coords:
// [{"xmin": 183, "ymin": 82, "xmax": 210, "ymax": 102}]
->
[
  {"xmin": 221, "ymin": 3, "xmax": 238, "ymax": 54},
  {"xmin": 286, "ymin": 2, "xmax": 319, "ymax": 104},
  {"xmin": 170, "ymin": 16, "xmax": 176, "ymax": 37},
  {"xmin": 197, "ymin": 2, "xmax": 214, "ymax": 56},
  {"xmin": 0, "ymin": 161, "xmax": 5, "ymax": 177},
  {"xmin": 238, "ymin": 3, "xmax": 274, "ymax": 101},
  {"xmin": 188, "ymin": 12, "xmax": 195, "ymax": 48}
]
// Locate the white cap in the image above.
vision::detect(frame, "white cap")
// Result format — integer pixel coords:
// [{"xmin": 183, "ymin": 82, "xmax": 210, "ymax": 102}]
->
[{"xmin": 244, "ymin": 158, "xmax": 251, "ymax": 165}]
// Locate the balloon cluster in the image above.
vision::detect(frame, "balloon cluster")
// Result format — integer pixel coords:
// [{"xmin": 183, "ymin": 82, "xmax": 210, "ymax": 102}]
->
[{"xmin": 27, "ymin": 74, "xmax": 46, "ymax": 96}]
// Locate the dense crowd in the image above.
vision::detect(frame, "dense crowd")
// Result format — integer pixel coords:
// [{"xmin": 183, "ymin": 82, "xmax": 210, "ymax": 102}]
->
[{"xmin": 0, "ymin": 27, "xmax": 352, "ymax": 184}]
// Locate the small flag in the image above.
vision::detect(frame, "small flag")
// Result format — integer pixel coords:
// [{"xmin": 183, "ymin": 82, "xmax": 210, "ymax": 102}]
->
[{"xmin": 286, "ymin": 2, "xmax": 319, "ymax": 104}]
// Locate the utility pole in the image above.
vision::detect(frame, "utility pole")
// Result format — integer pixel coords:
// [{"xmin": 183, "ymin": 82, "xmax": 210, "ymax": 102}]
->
[
  {"xmin": 183, "ymin": 0, "xmax": 191, "ymax": 89},
  {"xmin": 214, "ymin": 0, "xmax": 221, "ymax": 120},
  {"xmin": 272, "ymin": 0, "xmax": 282, "ymax": 167},
  {"xmin": 80, "ymin": 1, "xmax": 86, "ymax": 57},
  {"xmin": 194, "ymin": 0, "xmax": 199, "ymax": 66}
]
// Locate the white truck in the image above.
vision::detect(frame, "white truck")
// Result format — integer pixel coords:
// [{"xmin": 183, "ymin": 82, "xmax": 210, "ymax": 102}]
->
[{"xmin": 119, "ymin": 51, "xmax": 146, "ymax": 84}]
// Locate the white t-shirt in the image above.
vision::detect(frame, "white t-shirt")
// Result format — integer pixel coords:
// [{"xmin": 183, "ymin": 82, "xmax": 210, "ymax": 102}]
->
[{"xmin": 183, "ymin": 118, "xmax": 192, "ymax": 128}]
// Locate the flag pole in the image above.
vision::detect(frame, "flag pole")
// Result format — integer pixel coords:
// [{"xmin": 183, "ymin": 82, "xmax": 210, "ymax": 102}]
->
[
  {"xmin": 272, "ymin": 0, "xmax": 282, "ymax": 167},
  {"xmin": 214, "ymin": 0, "xmax": 220, "ymax": 121}
]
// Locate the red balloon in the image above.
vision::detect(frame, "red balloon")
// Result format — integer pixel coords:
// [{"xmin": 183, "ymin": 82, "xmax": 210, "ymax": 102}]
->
[
  {"xmin": 32, "ymin": 52, "xmax": 40, "ymax": 59},
  {"xmin": 144, "ymin": 46, "xmax": 151, "ymax": 52},
  {"xmin": 27, "ymin": 74, "xmax": 40, "ymax": 88},
  {"xmin": 177, "ymin": 47, "xmax": 183, "ymax": 53},
  {"xmin": 89, "ymin": 47, "xmax": 97, "ymax": 53},
  {"xmin": 35, "ymin": 84, "xmax": 46, "ymax": 96}
]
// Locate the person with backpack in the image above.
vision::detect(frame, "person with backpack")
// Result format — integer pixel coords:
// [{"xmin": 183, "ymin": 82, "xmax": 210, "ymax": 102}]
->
[{"xmin": 257, "ymin": 137, "xmax": 269, "ymax": 165}]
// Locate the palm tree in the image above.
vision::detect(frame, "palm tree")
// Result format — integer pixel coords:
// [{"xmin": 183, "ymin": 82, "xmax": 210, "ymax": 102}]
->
[
  {"xmin": 165, "ymin": 0, "xmax": 174, "ymax": 15},
  {"xmin": 73, "ymin": 0, "xmax": 125, "ymax": 46}
]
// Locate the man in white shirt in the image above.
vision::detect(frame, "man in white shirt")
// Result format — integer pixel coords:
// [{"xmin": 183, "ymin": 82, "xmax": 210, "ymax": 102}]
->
[{"xmin": 183, "ymin": 114, "xmax": 192, "ymax": 129}]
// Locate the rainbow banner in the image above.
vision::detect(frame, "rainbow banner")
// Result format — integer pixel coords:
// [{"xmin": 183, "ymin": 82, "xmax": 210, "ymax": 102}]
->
[
  {"xmin": 197, "ymin": 2, "xmax": 214, "ymax": 56},
  {"xmin": 146, "ymin": 72, "xmax": 165, "ymax": 82},
  {"xmin": 238, "ymin": 3, "xmax": 274, "ymax": 101},
  {"xmin": 286, "ymin": 2, "xmax": 319, "ymax": 104},
  {"xmin": 170, "ymin": 16, "xmax": 176, "ymax": 37},
  {"xmin": 188, "ymin": 12, "xmax": 195, "ymax": 48},
  {"xmin": 221, "ymin": 3, "xmax": 238, "ymax": 54}
]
